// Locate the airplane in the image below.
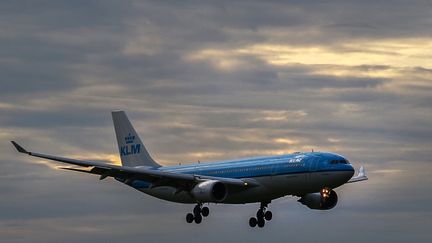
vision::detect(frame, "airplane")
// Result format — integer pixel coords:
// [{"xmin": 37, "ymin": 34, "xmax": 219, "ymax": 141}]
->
[{"xmin": 11, "ymin": 110, "xmax": 367, "ymax": 228}]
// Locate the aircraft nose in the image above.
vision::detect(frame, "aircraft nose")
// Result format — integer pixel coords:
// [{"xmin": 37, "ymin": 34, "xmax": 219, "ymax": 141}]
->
[{"xmin": 347, "ymin": 164, "xmax": 355, "ymax": 179}]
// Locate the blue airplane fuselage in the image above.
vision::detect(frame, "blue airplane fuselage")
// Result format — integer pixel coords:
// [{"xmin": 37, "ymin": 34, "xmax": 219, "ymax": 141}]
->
[{"xmin": 127, "ymin": 152, "xmax": 355, "ymax": 204}]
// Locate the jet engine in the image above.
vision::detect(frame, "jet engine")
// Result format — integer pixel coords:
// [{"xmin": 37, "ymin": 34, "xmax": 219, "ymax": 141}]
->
[
  {"xmin": 298, "ymin": 189, "xmax": 338, "ymax": 210},
  {"xmin": 191, "ymin": 180, "xmax": 227, "ymax": 202}
]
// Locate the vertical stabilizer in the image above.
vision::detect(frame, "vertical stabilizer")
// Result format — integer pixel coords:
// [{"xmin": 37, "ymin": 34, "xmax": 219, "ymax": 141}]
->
[{"xmin": 112, "ymin": 111, "xmax": 160, "ymax": 168}]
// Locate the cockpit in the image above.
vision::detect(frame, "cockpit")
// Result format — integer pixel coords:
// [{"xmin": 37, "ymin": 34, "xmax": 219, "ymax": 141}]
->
[{"xmin": 329, "ymin": 159, "xmax": 349, "ymax": 164}]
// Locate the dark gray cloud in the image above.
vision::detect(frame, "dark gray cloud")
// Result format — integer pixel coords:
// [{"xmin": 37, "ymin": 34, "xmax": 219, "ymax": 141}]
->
[{"xmin": 0, "ymin": 0, "xmax": 431, "ymax": 242}]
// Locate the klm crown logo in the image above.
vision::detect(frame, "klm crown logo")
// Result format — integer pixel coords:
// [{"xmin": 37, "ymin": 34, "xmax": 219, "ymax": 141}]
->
[
  {"xmin": 121, "ymin": 133, "xmax": 140, "ymax": 156},
  {"xmin": 125, "ymin": 133, "xmax": 135, "ymax": 144}
]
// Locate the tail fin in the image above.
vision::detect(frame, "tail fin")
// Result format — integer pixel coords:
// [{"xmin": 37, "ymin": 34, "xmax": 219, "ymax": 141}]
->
[{"xmin": 112, "ymin": 110, "xmax": 160, "ymax": 168}]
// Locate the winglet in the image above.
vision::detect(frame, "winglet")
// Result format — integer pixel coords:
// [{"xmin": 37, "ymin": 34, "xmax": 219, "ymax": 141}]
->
[{"xmin": 11, "ymin": 141, "xmax": 29, "ymax": 154}]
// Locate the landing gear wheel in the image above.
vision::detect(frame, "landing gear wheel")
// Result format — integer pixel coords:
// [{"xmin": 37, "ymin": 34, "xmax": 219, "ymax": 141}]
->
[
  {"xmin": 256, "ymin": 209, "xmax": 264, "ymax": 219},
  {"xmin": 194, "ymin": 214, "xmax": 202, "ymax": 224},
  {"xmin": 257, "ymin": 218, "xmax": 265, "ymax": 228},
  {"xmin": 193, "ymin": 205, "xmax": 201, "ymax": 215},
  {"xmin": 264, "ymin": 211, "xmax": 272, "ymax": 221},
  {"xmin": 186, "ymin": 213, "xmax": 194, "ymax": 223},
  {"xmin": 249, "ymin": 217, "xmax": 257, "ymax": 227},
  {"xmin": 249, "ymin": 201, "xmax": 271, "ymax": 228},
  {"xmin": 201, "ymin": 206, "xmax": 209, "ymax": 217},
  {"xmin": 187, "ymin": 204, "xmax": 210, "ymax": 224}
]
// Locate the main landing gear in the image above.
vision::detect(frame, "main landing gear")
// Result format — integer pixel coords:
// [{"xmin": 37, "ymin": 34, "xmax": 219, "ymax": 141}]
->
[
  {"xmin": 249, "ymin": 202, "xmax": 272, "ymax": 228},
  {"xmin": 186, "ymin": 203, "xmax": 210, "ymax": 224}
]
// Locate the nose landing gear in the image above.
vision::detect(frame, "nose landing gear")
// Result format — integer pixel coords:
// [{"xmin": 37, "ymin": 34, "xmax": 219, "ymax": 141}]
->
[
  {"xmin": 249, "ymin": 202, "xmax": 272, "ymax": 228},
  {"xmin": 186, "ymin": 203, "xmax": 210, "ymax": 224}
]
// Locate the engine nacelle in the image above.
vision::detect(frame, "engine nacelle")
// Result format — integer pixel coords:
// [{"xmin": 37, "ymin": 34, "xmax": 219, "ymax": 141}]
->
[
  {"xmin": 298, "ymin": 190, "xmax": 338, "ymax": 210},
  {"xmin": 191, "ymin": 180, "xmax": 227, "ymax": 203}
]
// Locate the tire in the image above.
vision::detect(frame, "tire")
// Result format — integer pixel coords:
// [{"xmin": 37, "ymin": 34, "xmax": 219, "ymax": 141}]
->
[
  {"xmin": 201, "ymin": 207, "xmax": 209, "ymax": 217},
  {"xmin": 249, "ymin": 217, "xmax": 257, "ymax": 227},
  {"xmin": 193, "ymin": 206, "xmax": 201, "ymax": 215},
  {"xmin": 257, "ymin": 218, "xmax": 265, "ymax": 228},
  {"xmin": 256, "ymin": 209, "xmax": 264, "ymax": 219},
  {"xmin": 186, "ymin": 213, "xmax": 194, "ymax": 223},
  {"xmin": 264, "ymin": 211, "xmax": 272, "ymax": 221},
  {"xmin": 194, "ymin": 214, "xmax": 202, "ymax": 224}
]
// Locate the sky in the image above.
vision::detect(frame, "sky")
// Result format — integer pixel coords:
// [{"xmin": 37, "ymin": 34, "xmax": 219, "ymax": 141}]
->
[{"xmin": 0, "ymin": 0, "xmax": 431, "ymax": 242}]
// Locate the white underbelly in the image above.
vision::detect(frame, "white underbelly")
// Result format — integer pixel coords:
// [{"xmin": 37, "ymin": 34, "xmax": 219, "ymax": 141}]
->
[{"xmin": 135, "ymin": 171, "xmax": 351, "ymax": 204}]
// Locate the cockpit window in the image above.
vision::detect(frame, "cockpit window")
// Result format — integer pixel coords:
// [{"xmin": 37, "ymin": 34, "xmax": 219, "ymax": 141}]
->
[{"xmin": 330, "ymin": 159, "xmax": 349, "ymax": 164}]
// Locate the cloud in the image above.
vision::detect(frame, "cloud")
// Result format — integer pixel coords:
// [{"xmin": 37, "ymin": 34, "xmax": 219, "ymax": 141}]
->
[{"xmin": 0, "ymin": 0, "xmax": 431, "ymax": 242}]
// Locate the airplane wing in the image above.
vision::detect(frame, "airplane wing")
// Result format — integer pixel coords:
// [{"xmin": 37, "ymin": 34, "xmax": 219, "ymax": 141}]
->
[
  {"xmin": 11, "ymin": 141, "xmax": 257, "ymax": 189},
  {"xmin": 347, "ymin": 166, "xmax": 368, "ymax": 183}
]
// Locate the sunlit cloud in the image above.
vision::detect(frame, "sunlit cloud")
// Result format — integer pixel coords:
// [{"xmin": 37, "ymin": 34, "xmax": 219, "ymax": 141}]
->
[
  {"xmin": 1, "ymin": 1, "xmax": 431, "ymax": 241},
  {"xmin": 0, "ymin": 102, "xmax": 15, "ymax": 109},
  {"xmin": 187, "ymin": 151, "xmax": 226, "ymax": 159},
  {"xmin": 273, "ymin": 138, "xmax": 299, "ymax": 145},
  {"xmin": 185, "ymin": 50, "xmax": 251, "ymax": 71},
  {"xmin": 68, "ymin": 153, "xmax": 122, "ymax": 165},
  {"xmin": 251, "ymin": 110, "xmax": 308, "ymax": 122},
  {"xmin": 26, "ymin": 153, "xmax": 122, "ymax": 170},
  {"xmin": 327, "ymin": 138, "xmax": 341, "ymax": 143},
  {"xmin": 309, "ymin": 65, "xmax": 402, "ymax": 79},
  {"xmin": 371, "ymin": 169, "xmax": 404, "ymax": 174},
  {"xmin": 188, "ymin": 38, "xmax": 432, "ymax": 68}
]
